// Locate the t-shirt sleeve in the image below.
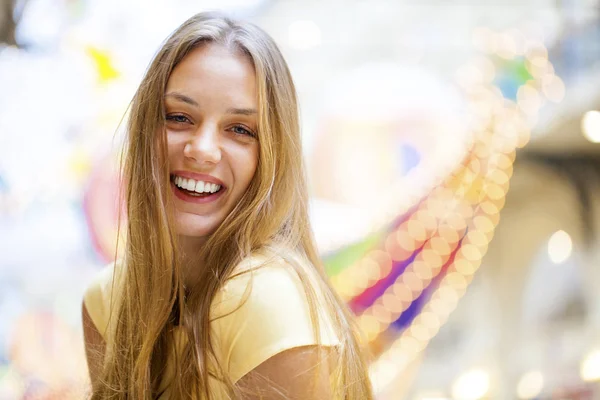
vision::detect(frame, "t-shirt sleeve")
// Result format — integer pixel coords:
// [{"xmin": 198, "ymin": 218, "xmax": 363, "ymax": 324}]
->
[
  {"xmin": 211, "ymin": 257, "xmax": 340, "ymax": 384},
  {"xmin": 83, "ymin": 262, "xmax": 118, "ymax": 340}
]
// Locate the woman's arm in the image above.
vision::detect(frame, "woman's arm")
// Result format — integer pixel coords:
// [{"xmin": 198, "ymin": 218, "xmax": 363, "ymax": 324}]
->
[
  {"xmin": 236, "ymin": 345, "xmax": 334, "ymax": 399},
  {"xmin": 82, "ymin": 300, "xmax": 106, "ymax": 392}
]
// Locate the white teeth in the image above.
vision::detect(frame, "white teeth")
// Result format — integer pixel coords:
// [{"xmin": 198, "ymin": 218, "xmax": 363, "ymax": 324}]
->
[{"xmin": 173, "ymin": 175, "xmax": 222, "ymax": 194}]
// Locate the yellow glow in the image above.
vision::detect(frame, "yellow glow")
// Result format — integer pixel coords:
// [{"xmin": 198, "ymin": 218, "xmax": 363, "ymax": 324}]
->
[
  {"xmin": 410, "ymin": 323, "xmax": 431, "ymax": 341},
  {"xmin": 402, "ymin": 271, "xmax": 425, "ymax": 292},
  {"xmin": 422, "ymin": 250, "xmax": 443, "ymax": 269},
  {"xmin": 547, "ymin": 230, "xmax": 572, "ymax": 264},
  {"xmin": 516, "ymin": 370, "xmax": 544, "ymax": 399},
  {"xmin": 581, "ymin": 350, "xmax": 600, "ymax": 382},
  {"xmin": 473, "ymin": 140, "xmax": 491, "ymax": 158},
  {"xmin": 525, "ymin": 41, "xmax": 548, "ymax": 61},
  {"xmin": 426, "ymin": 197, "xmax": 447, "ymax": 217},
  {"xmin": 496, "ymin": 32, "xmax": 517, "ymax": 59},
  {"xmin": 490, "ymin": 193, "xmax": 507, "ymax": 210},
  {"xmin": 363, "ymin": 258, "xmax": 381, "ymax": 281},
  {"xmin": 382, "ymin": 293, "xmax": 405, "ymax": 313},
  {"xmin": 418, "ymin": 311, "xmax": 441, "ymax": 330},
  {"xmin": 541, "ymin": 74, "xmax": 565, "ymax": 103},
  {"xmin": 525, "ymin": 56, "xmax": 553, "ymax": 78},
  {"xmin": 487, "ymin": 169, "xmax": 510, "ymax": 185},
  {"xmin": 415, "ymin": 392, "xmax": 450, "ymax": 400},
  {"xmin": 456, "ymin": 201, "xmax": 474, "ymax": 220},
  {"xmin": 517, "ymin": 83, "xmax": 542, "ymax": 115},
  {"xmin": 454, "ymin": 259, "xmax": 477, "ymax": 275},
  {"xmin": 581, "ymin": 110, "xmax": 600, "ymax": 143},
  {"xmin": 473, "ymin": 215, "xmax": 495, "ymax": 233},
  {"xmin": 386, "ymin": 233, "xmax": 412, "ymax": 261},
  {"xmin": 452, "ymin": 369, "xmax": 490, "ymax": 400},
  {"xmin": 353, "ymin": 267, "xmax": 370, "ymax": 290},
  {"xmin": 413, "ymin": 260, "xmax": 434, "ymax": 280},
  {"xmin": 429, "ymin": 236, "xmax": 453, "ymax": 255},
  {"xmin": 369, "ymin": 359, "xmax": 399, "ymax": 393},
  {"xmin": 372, "ymin": 303, "xmax": 394, "ymax": 324},
  {"xmin": 445, "ymin": 213, "xmax": 467, "ymax": 231},
  {"xmin": 486, "ymin": 180, "xmax": 508, "ymax": 200},
  {"xmin": 437, "ymin": 225, "xmax": 460, "ymax": 245},
  {"xmin": 490, "ymin": 153, "xmax": 513, "ymax": 169},
  {"xmin": 399, "ymin": 334, "xmax": 426, "ymax": 353},
  {"xmin": 460, "ymin": 244, "xmax": 482, "ymax": 262},
  {"xmin": 408, "ymin": 219, "xmax": 427, "ymax": 241},
  {"xmin": 435, "ymin": 286, "xmax": 459, "ymax": 307},
  {"xmin": 393, "ymin": 282, "xmax": 415, "ymax": 302},
  {"xmin": 397, "ymin": 229, "xmax": 417, "ymax": 251},
  {"xmin": 415, "ymin": 209, "xmax": 438, "ymax": 232},
  {"xmin": 466, "ymin": 230, "xmax": 489, "ymax": 247},
  {"xmin": 429, "ymin": 296, "xmax": 450, "ymax": 315},
  {"xmin": 360, "ymin": 315, "xmax": 382, "ymax": 341},
  {"xmin": 445, "ymin": 272, "xmax": 468, "ymax": 289}
]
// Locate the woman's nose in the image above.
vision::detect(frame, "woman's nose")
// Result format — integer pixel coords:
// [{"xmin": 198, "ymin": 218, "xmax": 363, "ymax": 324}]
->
[{"xmin": 183, "ymin": 126, "xmax": 222, "ymax": 165}]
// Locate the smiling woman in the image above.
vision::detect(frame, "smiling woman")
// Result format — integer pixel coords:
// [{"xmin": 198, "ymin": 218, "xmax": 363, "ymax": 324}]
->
[
  {"xmin": 81, "ymin": 11, "xmax": 373, "ymax": 400},
  {"xmin": 164, "ymin": 44, "xmax": 259, "ymax": 251}
]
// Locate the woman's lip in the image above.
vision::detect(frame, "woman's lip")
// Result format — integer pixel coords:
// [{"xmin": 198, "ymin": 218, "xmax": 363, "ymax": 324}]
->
[
  {"xmin": 170, "ymin": 181, "xmax": 225, "ymax": 204},
  {"xmin": 170, "ymin": 170, "xmax": 225, "ymax": 188}
]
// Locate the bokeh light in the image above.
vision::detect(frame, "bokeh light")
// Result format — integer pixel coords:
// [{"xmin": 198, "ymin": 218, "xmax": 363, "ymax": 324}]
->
[
  {"xmin": 581, "ymin": 110, "xmax": 600, "ymax": 143},
  {"xmin": 451, "ymin": 369, "xmax": 490, "ymax": 400},
  {"xmin": 580, "ymin": 350, "xmax": 600, "ymax": 382},
  {"xmin": 547, "ymin": 230, "xmax": 573, "ymax": 264},
  {"xmin": 516, "ymin": 370, "xmax": 544, "ymax": 399}
]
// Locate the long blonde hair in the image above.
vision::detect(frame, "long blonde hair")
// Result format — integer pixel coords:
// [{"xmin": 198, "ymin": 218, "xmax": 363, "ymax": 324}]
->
[{"xmin": 92, "ymin": 11, "xmax": 373, "ymax": 399}]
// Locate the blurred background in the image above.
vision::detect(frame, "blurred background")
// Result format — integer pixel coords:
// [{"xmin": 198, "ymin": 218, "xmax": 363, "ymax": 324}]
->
[{"xmin": 1, "ymin": 0, "xmax": 600, "ymax": 399}]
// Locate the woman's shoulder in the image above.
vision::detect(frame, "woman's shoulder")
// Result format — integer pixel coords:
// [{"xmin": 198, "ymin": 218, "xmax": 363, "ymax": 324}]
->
[
  {"xmin": 218, "ymin": 247, "xmax": 317, "ymax": 302},
  {"xmin": 211, "ymin": 247, "xmax": 340, "ymax": 383},
  {"xmin": 83, "ymin": 260, "xmax": 124, "ymax": 339},
  {"xmin": 211, "ymin": 246, "xmax": 338, "ymax": 340}
]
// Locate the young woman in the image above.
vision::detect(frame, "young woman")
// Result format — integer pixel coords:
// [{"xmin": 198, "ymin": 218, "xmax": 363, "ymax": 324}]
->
[{"xmin": 82, "ymin": 12, "xmax": 373, "ymax": 399}]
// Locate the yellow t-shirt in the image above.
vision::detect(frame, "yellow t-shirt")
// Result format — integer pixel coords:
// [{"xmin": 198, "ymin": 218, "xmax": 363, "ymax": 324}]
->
[{"xmin": 83, "ymin": 251, "xmax": 339, "ymax": 398}]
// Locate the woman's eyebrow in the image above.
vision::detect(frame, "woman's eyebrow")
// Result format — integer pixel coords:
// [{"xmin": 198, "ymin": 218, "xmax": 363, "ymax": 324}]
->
[
  {"xmin": 165, "ymin": 92, "xmax": 199, "ymax": 107},
  {"xmin": 165, "ymin": 93, "xmax": 255, "ymax": 116},
  {"xmin": 226, "ymin": 107, "xmax": 257, "ymax": 116}
]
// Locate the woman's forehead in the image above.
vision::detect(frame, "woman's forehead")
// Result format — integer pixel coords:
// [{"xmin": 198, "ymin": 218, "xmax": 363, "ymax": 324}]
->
[{"xmin": 165, "ymin": 44, "xmax": 258, "ymax": 107}]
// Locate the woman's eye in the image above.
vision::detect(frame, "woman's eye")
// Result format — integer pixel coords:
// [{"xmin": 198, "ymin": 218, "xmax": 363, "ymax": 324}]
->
[
  {"xmin": 231, "ymin": 125, "xmax": 255, "ymax": 137},
  {"xmin": 166, "ymin": 114, "xmax": 191, "ymax": 124}
]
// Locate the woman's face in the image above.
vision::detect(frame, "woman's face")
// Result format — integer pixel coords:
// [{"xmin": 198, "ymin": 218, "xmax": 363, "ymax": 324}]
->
[{"xmin": 165, "ymin": 43, "xmax": 259, "ymax": 245}]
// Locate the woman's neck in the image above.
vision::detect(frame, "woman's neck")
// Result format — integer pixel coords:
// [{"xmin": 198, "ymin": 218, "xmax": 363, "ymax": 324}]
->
[{"xmin": 178, "ymin": 235, "xmax": 206, "ymax": 287}]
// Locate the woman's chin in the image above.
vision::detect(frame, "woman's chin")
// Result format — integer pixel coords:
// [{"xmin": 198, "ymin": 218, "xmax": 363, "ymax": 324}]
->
[
  {"xmin": 174, "ymin": 212, "xmax": 222, "ymax": 238},
  {"xmin": 176, "ymin": 226, "xmax": 215, "ymax": 239}
]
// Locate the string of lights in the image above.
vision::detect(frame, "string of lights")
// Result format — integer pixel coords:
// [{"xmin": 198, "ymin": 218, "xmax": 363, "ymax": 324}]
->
[{"xmin": 364, "ymin": 28, "xmax": 564, "ymax": 393}]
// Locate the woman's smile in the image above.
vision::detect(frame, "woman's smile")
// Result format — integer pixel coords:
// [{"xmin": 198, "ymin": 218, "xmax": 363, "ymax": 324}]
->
[{"xmin": 170, "ymin": 171, "xmax": 227, "ymax": 204}]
